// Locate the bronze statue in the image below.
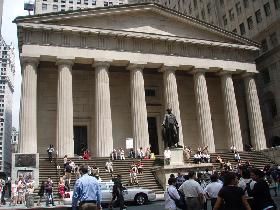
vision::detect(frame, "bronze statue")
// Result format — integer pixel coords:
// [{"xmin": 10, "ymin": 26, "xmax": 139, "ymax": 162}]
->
[{"xmin": 162, "ymin": 108, "xmax": 180, "ymax": 148}]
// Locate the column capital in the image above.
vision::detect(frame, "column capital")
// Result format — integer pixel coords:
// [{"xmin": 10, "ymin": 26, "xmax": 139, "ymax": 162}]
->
[
  {"xmin": 192, "ymin": 68, "xmax": 208, "ymax": 74},
  {"xmin": 218, "ymin": 70, "xmax": 234, "ymax": 77},
  {"xmin": 160, "ymin": 66, "xmax": 177, "ymax": 72},
  {"xmin": 20, "ymin": 56, "xmax": 39, "ymax": 67},
  {"xmin": 241, "ymin": 72, "xmax": 256, "ymax": 78},
  {"xmin": 56, "ymin": 59, "xmax": 74, "ymax": 67},
  {"xmin": 127, "ymin": 64, "xmax": 145, "ymax": 71},
  {"xmin": 93, "ymin": 61, "xmax": 111, "ymax": 69}
]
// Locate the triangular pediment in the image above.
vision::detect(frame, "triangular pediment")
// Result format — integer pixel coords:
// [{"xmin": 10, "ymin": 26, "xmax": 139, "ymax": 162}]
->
[{"xmin": 14, "ymin": 3, "xmax": 259, "ymax": 47}]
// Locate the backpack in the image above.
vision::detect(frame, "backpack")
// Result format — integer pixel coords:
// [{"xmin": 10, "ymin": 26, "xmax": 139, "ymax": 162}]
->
[{"xmin": 245, "ymin": 180, "xmax": 253, "ymax": 197}]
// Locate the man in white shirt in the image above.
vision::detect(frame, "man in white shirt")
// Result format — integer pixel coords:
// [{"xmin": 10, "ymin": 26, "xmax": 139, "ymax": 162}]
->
[
  {"xmin": 165, "ymin": 177, "xmax": 180, "ymax": 210},
  {"xmin": 164, "ymin": 147, "xmax": 171, "ymax": 165},
  {"xmin": 238, "ymin": 169, "xmax": 256, "ymax": 197},
  {"xmin": 179, "ymin": 171, "xmax": 203, "ymax": 210},
  {"xmin": 204, "ymin": 174, "xmax": 223, "ymax": 208}
]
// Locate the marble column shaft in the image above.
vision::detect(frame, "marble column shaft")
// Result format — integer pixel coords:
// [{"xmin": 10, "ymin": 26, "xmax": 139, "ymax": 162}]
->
[
  {"xmin": 19, "ymin": 58, "xmax": 38, "ymax": 154},
  {"xmin": 244, "ymin": 74, "xmax": 266, "ymax": 150},
  {"xmin": 194, "ymin": 71, "xmax": 215, "ymax": 153},
  {"xmin": 56, "ymin": 60, "xmax": 74, "ymax": 157},
  {"xmin": 163, "ymin": 67, "xmax": 183, "ymax": 146},
  {"xmin": 129, "ymin": 65, "xmax": 149, "ymax": 150},
  {"xmin": 95, "ymin": 61, "xmax": 113, "ymax": 157},
  {"xmin": 221, "ymin": 73, "xmax": 243, "ymax": 151}
]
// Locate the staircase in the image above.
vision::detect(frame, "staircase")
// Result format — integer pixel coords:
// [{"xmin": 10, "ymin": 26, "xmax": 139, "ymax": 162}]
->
[
  {"xmin": 209, "ymin": 151, "xmax": 275, "ymax": 170},
  {"xmin": 37, "ymin": 157, "xmax": 164, "ymax": 196}
]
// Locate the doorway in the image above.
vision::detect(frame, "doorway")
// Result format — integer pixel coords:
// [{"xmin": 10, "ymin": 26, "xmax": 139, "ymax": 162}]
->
[
  {"xmin": 74, "ymin": 126, "xmax": 87, "ymax": 156},
  {"xmin": 148, "ymin": 117, "xmax": 159, "ymax": 155}
]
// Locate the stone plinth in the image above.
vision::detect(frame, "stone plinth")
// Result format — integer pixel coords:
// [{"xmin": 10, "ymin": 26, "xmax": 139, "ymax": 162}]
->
[
  {"xmin": 154, "ymin": 163, "xmax": 213, "ymax": 189},
  {"xmin": 168, "ymin": 148, "xmax": 184, "ymax": 166},
  {"xmin": 12, "ymin": 153, "xmax": 40, "ymax": 188}
]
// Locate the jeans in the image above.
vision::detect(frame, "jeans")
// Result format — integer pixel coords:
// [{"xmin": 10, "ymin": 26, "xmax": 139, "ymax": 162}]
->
[{"xmin": 46, "ymin": 193, "xmax": 54, "ymax": 206}]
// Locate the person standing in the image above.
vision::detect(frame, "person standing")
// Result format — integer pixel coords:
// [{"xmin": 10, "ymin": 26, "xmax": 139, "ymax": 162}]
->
[
  {"xmin": 203, "ymin": 174, "xmax": 223, "ymax": 209},
  {"xmin": 47, "ymin": 145, "xmax": 55, "ymax": 163},
  {"xmin": 179, "ymin": 171, "xmax": 203, "ymax": 210},
  {"xmin": 164, "ymin": 147, "xmax": 171, "ymax": 165},
  {"xmin": 250, "ymin": 168, "xmax": 277, "ymax": 210},
  {"xmin": 165, "ymin": 177, "xmax": 181, "ymax": 210},
  {"xmin": 45, "ymin": 177, "xmax": 55, "ymax": 207},
  {"xmin": 72, "ymin": 165, "xmax": 102, "ymax": 210},
  {"xmin": 213, "ymin": 172, "xmax": 251, "ymax": 210},
  {"xmin": 110, "ymin": 174, "xmax": 126, "ymax": 210}
]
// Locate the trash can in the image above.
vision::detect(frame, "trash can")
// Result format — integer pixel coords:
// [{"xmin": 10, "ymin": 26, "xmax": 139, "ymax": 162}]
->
[{"xmin": 25, "ymin": 193, "xmax": 35, "ymax": 208}]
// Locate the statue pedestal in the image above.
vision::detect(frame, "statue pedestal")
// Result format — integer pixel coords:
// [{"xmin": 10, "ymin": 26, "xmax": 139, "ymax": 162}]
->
[{"xmin": 169, "ymin": 148, "xmax": 184, "ymax": 166}]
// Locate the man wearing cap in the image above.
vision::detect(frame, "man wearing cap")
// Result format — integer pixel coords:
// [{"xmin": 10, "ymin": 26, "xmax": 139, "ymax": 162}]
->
[
  {"xmin": 72, "ymin": 165, "xmax": 102, "ymax": 210},
  {"xmin": 162, "ymin": 108, "xmax": 179, "ymax": 148}
]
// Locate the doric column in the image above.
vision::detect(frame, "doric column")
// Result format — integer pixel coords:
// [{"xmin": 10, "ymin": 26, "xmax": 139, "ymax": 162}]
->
[
  {"xmin": 128, "ymin": 64, "xmax": 149, "ymax": 151},
  {"xmin": 220, "ymin": 72, "xmax": 243, "ymax": 151},
  {"xmin": 244, "ymin": 73, "xmax": 267, "ymax": 150},
  {"xmin": 19, "ymin": 57, "xmax": 39, "ymax": 154},
  {"xmin": 163, "ymin": 66, "xmax": 184, "ymax": 146},
  {"xmin": 94, "ymin": 61, "xmax": 113, "ymax": 157},
  {"xmin": 56, "ymin": 59, "xmax": 74, "ymax": 157},
  {"xmin": 193, "ymin": 69, "xmax": 215, "ymax": 153}
]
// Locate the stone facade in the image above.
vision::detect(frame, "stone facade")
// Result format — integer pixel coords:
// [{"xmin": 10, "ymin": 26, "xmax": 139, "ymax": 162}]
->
[{"xmin": 15, "ymin": 3, "xmax": 267, "ymax": 157}]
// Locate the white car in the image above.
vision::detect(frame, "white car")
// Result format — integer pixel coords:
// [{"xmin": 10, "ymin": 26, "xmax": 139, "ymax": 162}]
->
[{"xmin": 64, "ymin": 181, "xmax": 157, "ymax": 206}]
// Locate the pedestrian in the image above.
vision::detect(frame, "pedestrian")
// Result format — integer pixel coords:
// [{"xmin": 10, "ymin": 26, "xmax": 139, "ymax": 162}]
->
[
  {"xmin": 37, "ymin": 181, "xmax": 45, "ymax": 207},
  {"xmin": 179, "ymin": 171, "xmax": 203, "ymax": 210},
  {"xmin": 72, "ymin": 165, "xmax": 102, "ymax": 210},
  {"xmin": 175, "ymin": 172, "xmax": 185, "ymax": 189},
  {"xmin": 213, "ymin": 172, "xmax": 251, "ymax": 210},
  {"xmin": 47, "ymin": 144, "xmax": 55, "ymax": 163},
  {"xmin": 250, "ymin": 168, "xmax": 277, "ymax": 210},
  {"xmin": 45, "ymin": 177, "xmax": 55, "ymax": 207},
  {"xmin": 58, "ymin": 178, "xmax": 65, "ymax": 205},
  {"xmin": 165, "ymin": 177, "xmax": 181, "ymax": 210},
  {"xmin": 164, "ymin": 147, "xmax": 171, "ymax": 165},
  {"xmin": 238, "ymin": 169, "xmax": 255, "ymax": 208},
  {"xmin": 110, "ymin": 174, "xmax": 127, "ymax": 210},
  {"xmin": 63, "ymin": 155, "xmax": 68, "ymax": 169},
  {"xmin": 203, "ymin": 174, "xmax": 223, "ymax": 209},
  {"xmin": 10, "ymin": 180, "xmax": 18, "ymax": 206}
]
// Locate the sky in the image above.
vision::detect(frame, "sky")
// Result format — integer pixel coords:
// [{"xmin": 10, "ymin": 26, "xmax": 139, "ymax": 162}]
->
[{"xmin": 2, "ymin": 0, "xmax": 30, "ymax": 129}]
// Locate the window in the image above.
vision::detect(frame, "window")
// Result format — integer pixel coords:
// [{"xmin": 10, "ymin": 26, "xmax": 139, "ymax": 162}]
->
[
  {"xmin": 69, "ymin": 6, "xmax": 73, "ymax": 10},
  {"xmin": 229, "ymin": 8, "xmax": 234, "ymax": 21},
  {"xmin": 42, "ymin": 3, "xmax": 47, "ymax": 10},
  {"xmin": 236, "ymin": 2, "xmax": 242, "ymax": 15},
  {"xmin": 53, "ymin": 4, "xmax": 58, "ymax": 11},
  {"xmin": 223, "ymin": 15, "xmax": 227, "ymax": 26},
  {"xmin": 201, "ymin": 9, "xmax": 205, "ymax": 20},
  {"xmin": 207, "ymin": 3, "xmax": 211, "ymax": 14},
  {"xmin": 189, "ymin": 3, "xmax": 192, "ymax": 13},
  {"xmin": 193, "ymin": 0, "xmax": 197, "ymax": 9},
  {"xmin": 84, "ymin": 0, "xmax": 88, "ymax": 5},
  {"xmin": 275, "ymin": 0, "xmax": 280, "ymax": 9},
  {"xmin": 109, "ymin": 1, "xmax": 113, "ymax": 6},
  {"xmin": 69, "ymin": 0, "xmax": 73, "ymax": 3},
  {"xmin": 77, "ymin": 0, "xmax": 81, "ymax": 4},
  {"xmin": 247, "ymin": 16, "xmax": 253, "ymax": 30},
  {"xmin": 104, "ymin": 1, "xmax": 108, "ymax": 6},
  {"xmin": 53, "ymin": 0, "xmax": 58, "ymax": 1},
  {"xmin": 264, "ymin": 2, "xmax": 271, "ymax": 16},
  {"xmin": 145, "ymin": 89, "xmax": 156, "ymax": 97},
  {"xmin": 255, "ymin": 9, "xmax": 262, "ymax": 23},
  {"xmin": 261, "ymin": 39, "xmax": 268, "ymax": 52},
  {"xmin": 270, "ymin": 32, "xmax": 278, "ymax": 46},
  {"xmin": 239, "ymin": 23, "xmax": 245, "ymax": 35},
  {"xmin": 61, "ymin": 0, "xmax": 65, "ymax": 3},
  {"xmin": 243, "ymin": 0, "xmax": 249, "ymax": 8},
  {"xmin": 92, "ymin": 0, "xmax": 96, "ymax": 5},
  {"xmin": 220, "ymin": 0, "xmax": 224, "ymax": 6},
  {"xmin": 232, "ymin": 28, "xmax": 237, "ymax": 33}
]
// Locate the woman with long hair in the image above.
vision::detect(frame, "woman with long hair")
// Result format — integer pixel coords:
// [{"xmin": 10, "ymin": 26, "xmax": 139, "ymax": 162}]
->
[{"xmin": 213, "ymin": 172, "xmax": 251, "ymax": 210}]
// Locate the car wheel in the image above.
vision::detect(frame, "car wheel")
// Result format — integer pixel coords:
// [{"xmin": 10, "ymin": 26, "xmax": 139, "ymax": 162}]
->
[{"xmin": 134, "ymin": 193, "xmax": 148, "ymax": 205}]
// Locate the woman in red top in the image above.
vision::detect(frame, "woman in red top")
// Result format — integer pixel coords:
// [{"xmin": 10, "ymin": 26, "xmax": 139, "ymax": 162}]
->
[
  {"xmin": 58, "ymin": 178, "xmax": 65, "ymax": 205},
  {"xmin": 82, "ymin": 150, "xmax": 90, "ymax": 160}
]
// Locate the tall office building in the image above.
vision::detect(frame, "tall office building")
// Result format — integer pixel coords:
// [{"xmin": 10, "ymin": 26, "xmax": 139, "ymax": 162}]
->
[
  {"xmin": 0, "ymin": 36, "xmax": 15, "ymax": 174},
  {"xmin": 34, "ymin": 0, "xmax": 128, "ymax": 14},
  {"xmin": 0, "ymin": 0, "xmax": 4, "ymax": 31}
]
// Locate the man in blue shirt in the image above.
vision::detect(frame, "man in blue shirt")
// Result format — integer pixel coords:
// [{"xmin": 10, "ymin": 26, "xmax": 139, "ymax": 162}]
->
[{"xmin": 72, "ymin": 165, "xmax": 102, "ymax": 210}]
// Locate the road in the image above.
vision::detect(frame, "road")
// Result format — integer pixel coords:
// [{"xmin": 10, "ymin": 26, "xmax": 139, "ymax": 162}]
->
[{"xmin": 103, "ymin": 201, "xmax": 164, "ymax": 210}]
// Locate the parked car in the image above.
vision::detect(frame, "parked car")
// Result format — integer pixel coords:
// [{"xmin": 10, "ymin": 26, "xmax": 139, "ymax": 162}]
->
[{"xmin": 64, "ymin": 181, "xmax": 156, "ymax": 205}]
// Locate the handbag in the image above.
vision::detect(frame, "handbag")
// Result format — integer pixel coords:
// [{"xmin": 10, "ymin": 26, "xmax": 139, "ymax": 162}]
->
[{"xmin": 168, "ymin": 188, "xmax": 187, "ymax": 210}]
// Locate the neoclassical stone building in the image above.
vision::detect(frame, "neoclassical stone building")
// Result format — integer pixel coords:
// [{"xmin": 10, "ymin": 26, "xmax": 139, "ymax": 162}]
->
[{"xmin": 14, "ymin": 3, "xmax": 267, "ymax": 157}]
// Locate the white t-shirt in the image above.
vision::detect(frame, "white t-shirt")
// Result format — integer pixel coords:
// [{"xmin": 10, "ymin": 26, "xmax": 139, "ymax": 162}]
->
[
  {"xmin": 165, "ymin": 185, "xmax": 180, "ymax": 210},
  {"xmin": 179, "ymin": 179, "xmax": 203, "ymax": 198},
  {"xmin": 238, "ymin": 178, "xmax": 256, "ymax": 196},
  {"xmin": 164, "ymin": 150, "xmax": 171, "ymax": 159},
  {"xmin": 203, "ymin": 182, "xmax": 223, "ymax": 199}
]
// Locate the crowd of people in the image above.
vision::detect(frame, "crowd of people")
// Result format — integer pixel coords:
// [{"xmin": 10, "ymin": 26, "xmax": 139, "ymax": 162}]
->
[
  {"xmin": 165, "ymin": 162, "xmax": 280, "ymax": 210},
  {"xmin": 111, "ymin": 147, "xmax": 155, "ymax": 160}
]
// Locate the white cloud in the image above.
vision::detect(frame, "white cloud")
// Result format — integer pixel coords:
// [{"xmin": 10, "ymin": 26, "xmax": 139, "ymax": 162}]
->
[{"xmin": 2, "ymin": 0, "xmax": 30, "ymax": 130}]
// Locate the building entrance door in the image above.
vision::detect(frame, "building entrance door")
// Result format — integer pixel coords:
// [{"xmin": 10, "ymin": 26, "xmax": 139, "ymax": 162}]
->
[
  {"xmin": 148, "ymin": 117, "xmax": 159, "ymax": 155},
  {"xmin": 74, "ymin": 126, "xmax": 87, "ymax": 156}
]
